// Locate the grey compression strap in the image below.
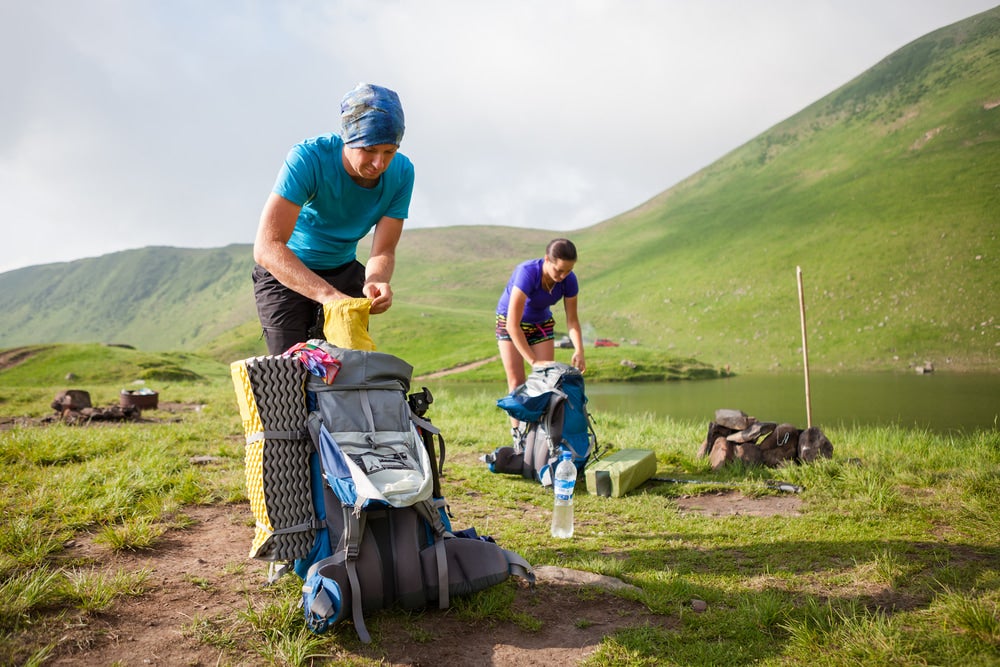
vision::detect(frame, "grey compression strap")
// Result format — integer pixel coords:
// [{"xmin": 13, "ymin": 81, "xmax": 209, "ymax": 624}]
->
[{"xmin": 342, "ymin": 506, "xmax": 371, "ymax": 644}]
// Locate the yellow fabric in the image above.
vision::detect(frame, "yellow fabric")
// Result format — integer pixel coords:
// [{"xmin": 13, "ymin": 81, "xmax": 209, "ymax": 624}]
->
[
  {"xmin": 323, "ymin": 297, "xmax": 376, "ymax": 351},
  {"xmin": 230, "ymin": 360, "xmax": 273, "ymax": 558}
]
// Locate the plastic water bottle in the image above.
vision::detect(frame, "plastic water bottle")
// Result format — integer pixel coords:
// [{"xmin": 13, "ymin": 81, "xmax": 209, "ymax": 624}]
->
[{"xmin": 551, "ymin": 452, "xmax": 577, "ymax": 538}]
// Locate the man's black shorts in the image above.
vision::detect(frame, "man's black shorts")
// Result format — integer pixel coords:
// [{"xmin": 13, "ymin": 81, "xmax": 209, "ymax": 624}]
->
[{"xmin": 252, "ymin": 260, "xmax": 366, "ymax": 355}]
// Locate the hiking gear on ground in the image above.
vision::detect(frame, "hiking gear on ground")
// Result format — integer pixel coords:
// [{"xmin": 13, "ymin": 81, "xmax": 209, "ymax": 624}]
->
[
  {"xmin": 232, "ymin": 341, "xmax": 534, "ymax": 643},
  {"xmin": 231, "ymin": 355, "xmax": 317, "ymax": 560},
  {"xmin": 551, "ymin": 452, "xmax": 577, "ymax": 538},
  {"xmin": 585, "ymin": 449, "xmax": 658, "ymax": 498},
  {"xmin": 487, "ymin": 362, "xmax": 599, "ymax": 486}
]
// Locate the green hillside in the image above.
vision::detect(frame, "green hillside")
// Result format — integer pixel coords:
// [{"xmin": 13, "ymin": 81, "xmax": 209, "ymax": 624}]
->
[
  {"xmin": 0, "ymin": 7, "xmax": 997, "ymax": 374},
  {"xmin": 0, "ymin": 245, "xmax": 258, "ymax": 351},
  {"xmin": 570, "ymin": 8, "xmax": 1000, "ymax": 373}
]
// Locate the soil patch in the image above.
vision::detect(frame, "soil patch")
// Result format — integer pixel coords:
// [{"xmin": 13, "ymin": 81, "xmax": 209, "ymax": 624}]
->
[
  {"xmin": 38, "ymin": 504, "xmax": 673, "ymax": 667},
  {"xmin": 675, "ymin": 490, "xmax": 803, "ymax": 517},
  {"xmin": 0, "ymin": 401, "xmax": 203, "ymax": 431}
]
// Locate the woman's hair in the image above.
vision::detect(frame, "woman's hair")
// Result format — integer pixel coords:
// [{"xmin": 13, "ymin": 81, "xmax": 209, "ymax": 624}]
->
[{"xmin": 546, "ymin": 238, "xmax": 577, "ymax": 262}]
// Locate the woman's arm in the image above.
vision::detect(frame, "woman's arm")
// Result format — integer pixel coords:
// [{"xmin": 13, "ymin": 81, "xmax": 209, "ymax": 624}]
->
[
  {"xmin": 564, "ymin": 295, "xmax": 586, "ymax": 372},
  {"xmin": 505, "ymin": 288, "xmax": 538, "ymax": 365}
]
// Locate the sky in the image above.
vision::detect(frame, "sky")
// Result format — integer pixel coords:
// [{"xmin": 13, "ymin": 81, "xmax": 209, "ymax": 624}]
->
[{"xmin": 1, "ymin": 1, "xmax": 997, "ymax": 274}]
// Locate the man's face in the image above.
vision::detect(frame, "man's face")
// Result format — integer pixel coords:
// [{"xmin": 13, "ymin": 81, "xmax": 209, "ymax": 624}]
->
[{"xmin": 343, "ymin": 144, "xmax": 398, "ymax": 181}]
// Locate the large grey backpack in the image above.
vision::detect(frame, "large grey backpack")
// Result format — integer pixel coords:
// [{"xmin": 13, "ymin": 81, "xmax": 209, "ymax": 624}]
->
[{"xmin": 298, "ymin": 341, "xmax": 534, "ymax": 643}]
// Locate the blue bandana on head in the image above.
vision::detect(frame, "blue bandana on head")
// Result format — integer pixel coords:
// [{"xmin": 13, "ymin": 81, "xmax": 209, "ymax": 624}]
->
[{"xmin": 340, "ymin": 83, "xmax": 405, "ymax": 148}]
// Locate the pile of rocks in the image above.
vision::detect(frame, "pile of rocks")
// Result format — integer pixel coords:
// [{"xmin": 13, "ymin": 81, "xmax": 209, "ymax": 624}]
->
[
  {"xmin": 696, "ymin": 408, "xmax": 833, "ymax": 470},
  {"xmin": 49, "ymin": 389, "xmax": 142, "ymax": 425}
]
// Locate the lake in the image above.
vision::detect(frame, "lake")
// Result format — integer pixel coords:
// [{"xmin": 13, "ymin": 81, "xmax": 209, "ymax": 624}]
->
[{"xmin": 423, "ymin": 372, "xmax": 999, "ymax": 434}]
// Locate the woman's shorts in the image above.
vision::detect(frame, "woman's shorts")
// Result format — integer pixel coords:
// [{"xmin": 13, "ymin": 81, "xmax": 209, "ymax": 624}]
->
[{"xmin": 495, "ymin": 315, "xmax": 555, "ymax": 345}]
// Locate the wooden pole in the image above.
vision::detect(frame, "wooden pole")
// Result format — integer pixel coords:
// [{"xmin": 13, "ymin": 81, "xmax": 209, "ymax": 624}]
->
[{"xmin": 796, "ymin": 266, "xmax": 812, "ymax": 427}]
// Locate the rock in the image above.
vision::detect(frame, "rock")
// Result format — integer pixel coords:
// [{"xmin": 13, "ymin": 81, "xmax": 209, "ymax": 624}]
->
[
  {"xmin": 759, "ymin": 423, "xmax": 798, "ymax": 451},
  {"xmin": 51, "ymin": 390, "xmax": 92, "ymax": 412},
  {"xmin": 691, "ymin": 599, "xmax": 708, "ymax": 613},
  {"xmin": 757, "ymin": 430, "xmax": 776, "ymax": 450},
  {"xmin": 709, "ymin": 437, "xmax": 733, "ymax": 470},
  {"xmin": 798, "ymin": 427, "xmax": 834, "ymax": 462},
  {"xmin": 734, "ymin": 441, "xmax": 763, "ymax": 465},
  {"xmin": 703, "ymin": 422, "xmax": 736, "ymax": 457},
  {"xmin": 726, "ymin": 421, "xmax": 777, "ymax": 444},
  {"xmin": 52, "ymin": 402, "xmax": 140, "ymax": 424},
  {"xmin": 714, "ymin": 408, "xmax": 751, "ymax": 430},
  {"xmin": 619, "ymin": 359, "xmax": 637, "ymax": 369},
  {"xmin": 61, "ymin": 409, "xmax": 84, "ymax": 425},
  {"xmin": 696, "ymin": 438, "xmax": 710, "ymax": 459},
  {"xmin": 532, "ymin": 566, "xmax": 642, "ymax": 593},
  {"xmin": 762, "ymin": 436, "xmax": 797, "ymax": 466}
]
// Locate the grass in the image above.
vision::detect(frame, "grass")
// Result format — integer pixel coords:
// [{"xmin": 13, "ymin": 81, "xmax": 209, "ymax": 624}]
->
[{"xmin": 0, "ymin": 346, "xmax": 997, "ymax": 665}]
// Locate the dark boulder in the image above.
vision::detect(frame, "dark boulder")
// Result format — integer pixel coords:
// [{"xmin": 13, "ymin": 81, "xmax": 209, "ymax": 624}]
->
[
  {"xmin": 51, "ymin": 390, "xmax": 92, "ymax": 412},
  {"xmin": 798, "ymin": 427, "xmax": 834, "ymax": 462}
]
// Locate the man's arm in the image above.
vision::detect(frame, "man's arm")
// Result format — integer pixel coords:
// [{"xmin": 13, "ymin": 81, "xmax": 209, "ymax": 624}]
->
[
  {"xmin": 253, "ymin": 192, "xmax": 348, "ymax": 303},
  {"xmin": 364, "ymin": 216, "xmax": 404, "ymax": 314}
]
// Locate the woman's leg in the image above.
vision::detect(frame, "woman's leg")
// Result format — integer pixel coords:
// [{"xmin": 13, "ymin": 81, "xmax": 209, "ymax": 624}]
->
[
  {"xmin": 498, "ymin": 339, "xmax": 527, "ymax": 393},
  {"xmin": 497, "ymin": 340, "xmax": 526, "ymax": 431},
  {"xmin": 529, "ymin": 338, "xmax": 556, "ymax": 364}
]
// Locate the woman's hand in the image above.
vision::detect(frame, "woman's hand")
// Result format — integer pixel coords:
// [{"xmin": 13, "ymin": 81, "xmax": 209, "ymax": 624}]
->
[{"xmin": 572, "ymin": 350, "xmax": 586, "ymax": 373}]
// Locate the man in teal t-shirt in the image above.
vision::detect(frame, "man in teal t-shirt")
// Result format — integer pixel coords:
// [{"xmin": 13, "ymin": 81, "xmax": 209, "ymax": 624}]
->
[{"xmin": 252, "ymin": 82, "xmax": 415, "ymax": 355}]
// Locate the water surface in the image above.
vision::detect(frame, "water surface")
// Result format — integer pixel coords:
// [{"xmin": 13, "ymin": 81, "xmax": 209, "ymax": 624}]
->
[{"xmin": 425, "ymin": 373, "xmax": 999, "ymax": 433}]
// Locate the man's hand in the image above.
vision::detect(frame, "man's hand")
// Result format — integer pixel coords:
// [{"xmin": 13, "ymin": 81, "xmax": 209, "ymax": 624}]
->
[{"xmin": 364, "ymin": 281, "xmax": 393, "ymax": 314}]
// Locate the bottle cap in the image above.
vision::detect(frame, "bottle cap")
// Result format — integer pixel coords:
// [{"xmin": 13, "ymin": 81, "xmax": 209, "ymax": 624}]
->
[{"xmin": 561, "ymin": 451, "xmax": 572, "ymax": 460}]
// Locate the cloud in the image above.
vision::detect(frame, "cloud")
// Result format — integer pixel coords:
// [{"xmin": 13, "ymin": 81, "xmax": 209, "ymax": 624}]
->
[{"xmin": 0, "ymin": 0, "xmax": 995, "ymax": 272}]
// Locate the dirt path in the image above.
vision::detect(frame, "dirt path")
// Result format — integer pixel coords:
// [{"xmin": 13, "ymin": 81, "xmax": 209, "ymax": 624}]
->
[
  {"xmin": 37, "ymin": 503, "xmax": 676, "ymax": 667},
  {"xmin": 0, "ymin": 345, "xmax": 40, "ymax": 372},
  {"xmin": 414, "ymin": 355, "xmax": 499, "ymax": 380},
  {"xmin": 34, "ymin": 491, "xmax": 800, "ymax": 665}
]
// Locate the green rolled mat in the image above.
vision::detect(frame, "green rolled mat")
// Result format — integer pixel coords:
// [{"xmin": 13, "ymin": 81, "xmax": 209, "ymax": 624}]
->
[{"xmin": 585, "ymin": 449, "xmax": 657, "ymax": 498}]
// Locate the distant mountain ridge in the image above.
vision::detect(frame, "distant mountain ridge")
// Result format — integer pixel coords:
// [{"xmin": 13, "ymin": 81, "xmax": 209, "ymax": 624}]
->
[
  {"xmin": 1, "ymin": 7, "xmax": 997, "ymax": 374},
  {"xmin": 0, "ymin": 245, "xmax": 258, "ymax": 351}
]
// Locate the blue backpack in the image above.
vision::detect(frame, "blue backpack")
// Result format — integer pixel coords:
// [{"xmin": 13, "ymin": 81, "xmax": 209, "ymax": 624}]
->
[{"xmin": 486, "ymin": 362, "xmax": 600, "ymax": 485}]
